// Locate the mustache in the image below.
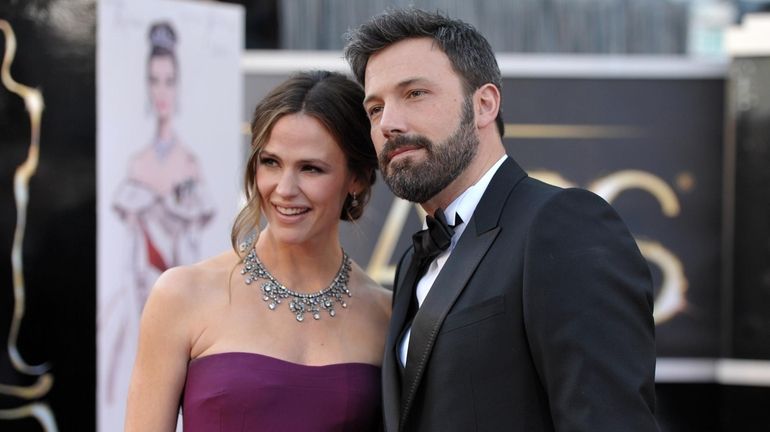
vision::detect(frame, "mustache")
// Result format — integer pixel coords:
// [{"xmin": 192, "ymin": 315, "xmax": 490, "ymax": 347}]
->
[{"xmin": 380, "ymin": 134, "xmax": 432, "ymax": 162}]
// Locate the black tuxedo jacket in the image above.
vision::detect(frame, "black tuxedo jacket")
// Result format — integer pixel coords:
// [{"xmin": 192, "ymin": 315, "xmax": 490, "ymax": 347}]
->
[{"xmin": 382, "ymin": 157, "xmax": 659, "ymax": 431}]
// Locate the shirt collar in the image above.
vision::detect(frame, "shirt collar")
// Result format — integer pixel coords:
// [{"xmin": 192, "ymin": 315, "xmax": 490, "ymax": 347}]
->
[
  {"xmin": 443, "ymin": 155, "xmax": 507, "ymax": 224},
  {"xmin": 438, "ymin": 155, "xmax": 508, "ymax": 247}
]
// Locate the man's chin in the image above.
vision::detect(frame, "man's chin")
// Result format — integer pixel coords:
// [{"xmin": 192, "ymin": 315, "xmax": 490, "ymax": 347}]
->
[
  {"xmin": 385, "ymin": 157, "xmax": 422, "ymax": 175},
  {"xmin": 384, "ymin": 177, "xmax": 438, "ymax": 204}
]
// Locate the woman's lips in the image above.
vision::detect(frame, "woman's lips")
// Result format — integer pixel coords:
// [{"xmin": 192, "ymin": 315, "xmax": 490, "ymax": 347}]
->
[{"xmin": 273, "ymin": 204, "xmax": 310, "ymax": 218}]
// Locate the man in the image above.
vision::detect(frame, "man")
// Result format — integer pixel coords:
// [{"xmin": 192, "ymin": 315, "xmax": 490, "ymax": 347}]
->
[{"xmin": 344, "ymin": 8, "xmax": 659, "ymax": 432}]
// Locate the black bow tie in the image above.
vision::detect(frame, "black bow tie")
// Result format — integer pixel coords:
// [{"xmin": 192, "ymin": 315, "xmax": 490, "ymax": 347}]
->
[{"xmin": 411, "ymin": 209, "xmax": 461, "ymax": 262}]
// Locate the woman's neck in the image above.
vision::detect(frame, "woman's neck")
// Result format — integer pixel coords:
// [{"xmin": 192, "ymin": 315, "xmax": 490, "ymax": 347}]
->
[
  {"xmin": 154, "ymin": 120, "xmax": 175, "ymax": 158},
  {"xmin": 155, "ymin": 118, "xmax": 174, "ymax": 141},
  {"xmin": 253, "ymin": 229, "xmax": 345, "ymax": 294}
]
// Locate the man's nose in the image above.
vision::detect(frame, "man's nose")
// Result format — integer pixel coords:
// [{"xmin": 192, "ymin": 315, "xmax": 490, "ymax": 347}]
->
[{"xmin": 378, "ymin": 104, "xmax": 407, "ymax": 140}]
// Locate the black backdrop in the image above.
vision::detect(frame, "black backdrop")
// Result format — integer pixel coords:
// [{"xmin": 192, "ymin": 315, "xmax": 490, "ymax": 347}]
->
[{"xmin": 0, "ymin": 1, "xmax": 96, "ymax": 431}]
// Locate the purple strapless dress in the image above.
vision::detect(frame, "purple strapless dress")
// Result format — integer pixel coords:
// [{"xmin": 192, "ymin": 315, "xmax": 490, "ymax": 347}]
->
[{"xmin": 182, "ymin": 352, "xmax": 382, "ymax": 431}]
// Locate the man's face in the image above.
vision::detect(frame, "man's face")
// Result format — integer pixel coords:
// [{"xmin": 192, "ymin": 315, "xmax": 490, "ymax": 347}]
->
[{"xmin": 363, "ymin": 37, "xmax": 478, "ymax": 203}]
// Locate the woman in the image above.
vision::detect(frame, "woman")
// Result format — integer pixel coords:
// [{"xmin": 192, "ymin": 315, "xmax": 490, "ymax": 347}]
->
[
  {"xmin": 113, "ymin": 21, "xmax": 214, "ymax": 312},
  {"xmin": 125, "ymin": 71, "xmax": 391, "ymax": 431}
]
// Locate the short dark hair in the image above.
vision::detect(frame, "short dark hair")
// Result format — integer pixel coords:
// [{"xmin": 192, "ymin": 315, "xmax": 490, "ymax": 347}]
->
[
  {"xmin": 231, "ymin": 71, "xmax": 377, "ymax": 253},
  {"xmin": 344, "ymin": 8, "xmax": 504, "ymax": 136}
]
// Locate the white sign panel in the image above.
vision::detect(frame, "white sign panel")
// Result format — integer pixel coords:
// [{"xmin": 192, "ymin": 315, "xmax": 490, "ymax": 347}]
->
[{"xmin": 97, "ymin": 0, "xmax": 243, "ymax": 429}]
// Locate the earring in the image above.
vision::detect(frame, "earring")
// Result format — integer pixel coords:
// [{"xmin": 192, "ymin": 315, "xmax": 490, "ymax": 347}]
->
[{"xmin": 350, "ymin": 192, "xmax": 359, "ymax": 208}]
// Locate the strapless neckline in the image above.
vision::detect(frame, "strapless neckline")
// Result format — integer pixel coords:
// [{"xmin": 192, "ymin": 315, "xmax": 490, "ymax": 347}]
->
[
  {"xmin": 189, "ymin": 351, "xmax": 381, "ymax": 370},
  {"xmin": 183, "ymin": 349, "xmax": 383, "ymax": 431}
]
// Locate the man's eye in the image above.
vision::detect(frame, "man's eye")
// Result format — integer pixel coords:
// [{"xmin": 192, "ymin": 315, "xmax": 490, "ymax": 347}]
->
[{"xmin": 368, "ymin": 106, "xmax": 383, "ymax": 117}]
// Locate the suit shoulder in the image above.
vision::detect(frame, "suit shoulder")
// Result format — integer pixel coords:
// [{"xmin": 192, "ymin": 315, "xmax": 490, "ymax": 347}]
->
[
  {"xmin": 505, "ymin": 176, "xmax": 564, "ymax": 209},
  {"xmin": 495, "ymin": 176, "xmax": 567, "ymax": 226},
  {"xmin": 535, "ymin": 187, "xmax": 623, "ymax": 226},
  {"xmin": 526, "ymin": 187, "xmax": 640, "ymax": 261}
]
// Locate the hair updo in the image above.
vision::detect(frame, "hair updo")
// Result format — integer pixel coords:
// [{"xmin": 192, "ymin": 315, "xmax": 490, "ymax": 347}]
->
[{"xmin": 148, "ymin": 21, "xmax": 177, "ymax": 66}]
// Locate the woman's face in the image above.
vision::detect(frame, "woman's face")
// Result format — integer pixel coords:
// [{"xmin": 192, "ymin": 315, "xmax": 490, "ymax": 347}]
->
[
  {"xmin": 256, "ymin": 113, "xmax": 359, "ymax": 247},
  {"xmin": 148, "ymin": 55, "xmax": 176, "ymax": 120}
]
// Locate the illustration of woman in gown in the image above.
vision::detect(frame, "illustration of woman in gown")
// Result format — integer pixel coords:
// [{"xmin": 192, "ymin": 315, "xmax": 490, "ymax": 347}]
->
[
  {"xmin": 113, "ymin": 21, "xmax": 214, "ymax": 311},
  {"xmin": 103, "ymin": 20, "xmax": 214, "ymax": 405}
]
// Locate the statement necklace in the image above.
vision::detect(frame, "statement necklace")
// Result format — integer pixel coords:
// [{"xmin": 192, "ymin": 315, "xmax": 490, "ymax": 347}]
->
[{"xmin": 241, "ymin": 248, "xmax": 352, "ymax": 322}]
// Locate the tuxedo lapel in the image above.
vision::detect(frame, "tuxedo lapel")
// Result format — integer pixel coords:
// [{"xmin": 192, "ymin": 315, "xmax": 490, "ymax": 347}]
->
[
  {"xmin": 399, "ymin": 225, "xmax": 499, "ymax": 425},
  {"xmin": 387, "ymin": 248, "xmax": 419, "ymax": 354},
  {"xmin": 398, "ymin": 158, "xmax": 527, "ymax": 429}
]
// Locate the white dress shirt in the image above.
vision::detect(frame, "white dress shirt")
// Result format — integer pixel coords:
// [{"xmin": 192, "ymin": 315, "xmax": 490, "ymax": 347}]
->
[{"xmin": 399, "ymin": 155, "xmax": 508, "ymax": 366}]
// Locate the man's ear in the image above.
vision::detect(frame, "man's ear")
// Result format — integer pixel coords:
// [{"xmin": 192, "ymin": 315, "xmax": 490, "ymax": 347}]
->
[{"xmin": 474, "ymin": 83, "xmax": 501, "ymax": 130}]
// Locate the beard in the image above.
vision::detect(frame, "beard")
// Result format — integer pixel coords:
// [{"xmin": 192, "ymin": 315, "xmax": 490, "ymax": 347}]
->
[{"xmin": 378, "ymin": 97, "xmax": 478, "ymax": 203}]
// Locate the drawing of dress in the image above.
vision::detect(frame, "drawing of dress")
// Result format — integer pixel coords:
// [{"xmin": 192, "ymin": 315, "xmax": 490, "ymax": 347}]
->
[{"xmin": 113, "ymin": 137, "xmax": 215, "ymax": 310}]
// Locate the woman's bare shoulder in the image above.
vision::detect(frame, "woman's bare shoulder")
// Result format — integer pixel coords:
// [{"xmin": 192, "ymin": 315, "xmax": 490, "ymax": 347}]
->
[{"xmin": 149, "ymin": 250, "xmax": 240, "ymax": 309}]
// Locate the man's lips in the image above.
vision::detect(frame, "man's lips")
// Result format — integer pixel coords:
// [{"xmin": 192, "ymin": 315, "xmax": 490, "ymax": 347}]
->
[{"xmin": 387, "ymin": 146, "xmax": 422, "ymax": 162}]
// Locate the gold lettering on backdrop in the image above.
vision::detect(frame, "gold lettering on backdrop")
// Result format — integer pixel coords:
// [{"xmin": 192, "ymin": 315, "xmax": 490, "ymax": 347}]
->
[
  {"xmin": 0, "ymin": 19, "xmax": 59, "ymax": 432},
  {"xmin": 637, "ymin": 240, "xmax": 688, "ymax": 323},
  {"xmin": 589, "ymin": 170, "xmax": 680, "ymax": 217}
]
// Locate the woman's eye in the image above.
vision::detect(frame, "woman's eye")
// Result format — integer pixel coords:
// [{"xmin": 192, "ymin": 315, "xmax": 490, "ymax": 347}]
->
[
  {"xmin": 302, "ymin": 165, "xmax": 323, "ymax": 173},
  {"xmin": 408, "ymin": 90, "xmax": 426, "ymax": 98},
  {"xmin": 259, "ymin": 157, "xmax": 277, "ymax": 167}
]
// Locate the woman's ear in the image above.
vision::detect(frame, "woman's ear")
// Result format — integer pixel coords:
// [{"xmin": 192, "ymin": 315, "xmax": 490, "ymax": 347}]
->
[
  {"xmin": 347, "ymin": 175, "xmax": 363, "ymax": 200},
  {"xmin": 474, "ymin": 83, "xmax": 501, "ymax": 130}
]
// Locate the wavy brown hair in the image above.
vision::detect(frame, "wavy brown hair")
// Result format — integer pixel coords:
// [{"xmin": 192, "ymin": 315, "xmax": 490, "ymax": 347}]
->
[{"xmin": 230, "ymin": 70, "xmax": 377, "ymax": 256}]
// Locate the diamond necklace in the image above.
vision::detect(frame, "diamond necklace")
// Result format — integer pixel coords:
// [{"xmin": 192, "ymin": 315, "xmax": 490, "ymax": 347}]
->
[{"xmin": 241, "ymin": 247, "xmax": 352, "ymax": 322}]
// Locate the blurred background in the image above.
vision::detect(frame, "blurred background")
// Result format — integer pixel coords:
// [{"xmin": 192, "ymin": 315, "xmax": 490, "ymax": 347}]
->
[{"xmin": 1, "ymin": 0, "xmax": 769, "ymax": 430}]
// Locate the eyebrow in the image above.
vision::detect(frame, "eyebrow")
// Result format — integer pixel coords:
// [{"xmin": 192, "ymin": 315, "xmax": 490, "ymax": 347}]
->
[{"xmin": 363, "ymin": 77, "xmax": 431, "ymax": 107}]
